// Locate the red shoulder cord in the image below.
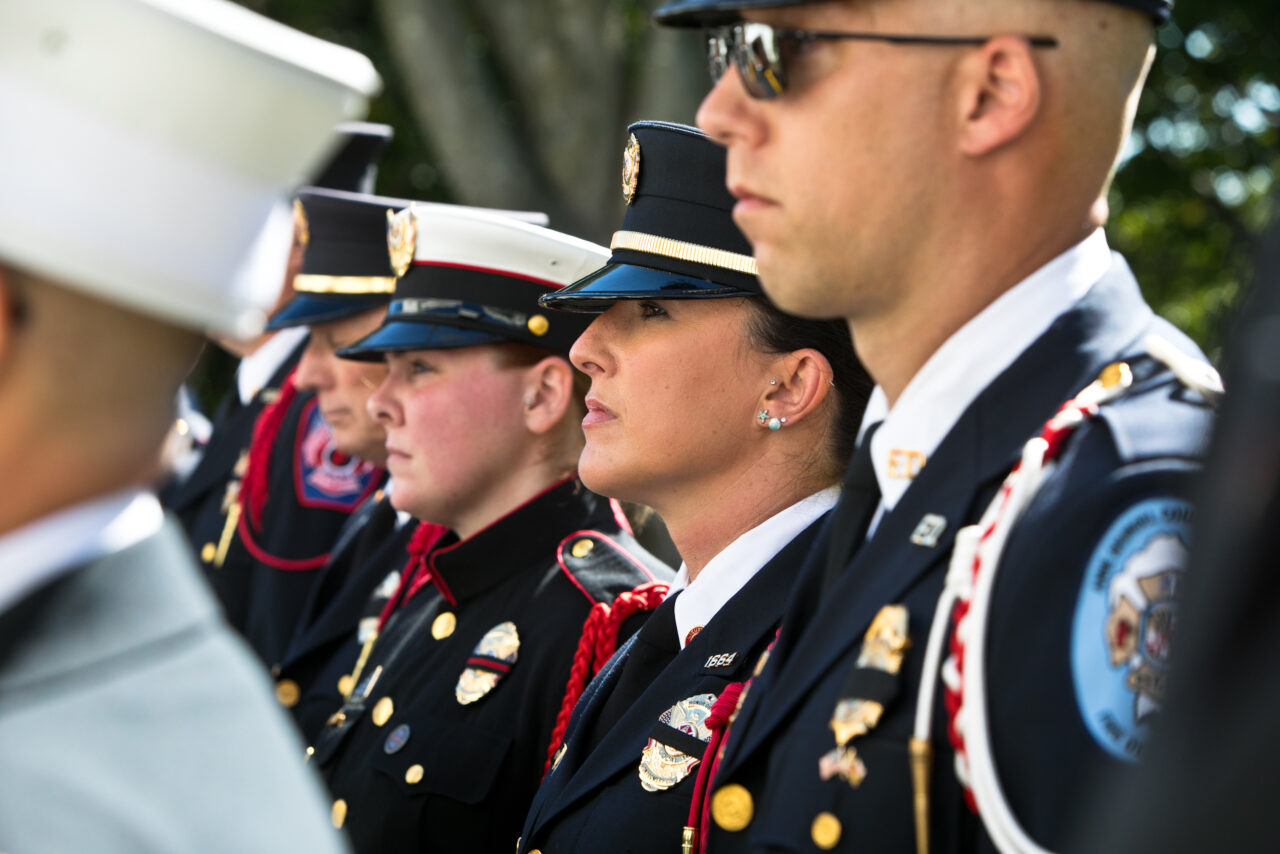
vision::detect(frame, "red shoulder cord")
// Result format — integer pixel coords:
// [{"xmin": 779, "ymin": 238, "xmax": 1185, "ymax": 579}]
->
[
  {"xmin": 541, "ymin": 581, "xmax": 670, "ymax": 779},
  {"xmin": 239, "ymin": 371, "xmax": 299, "ymax": 532},
  {"xmin": 943, "ymin": 394, "xmax": 1102, "ymax": 814},
  {"xmin": 683, "ymin": 680, "xmax": 748, "ymax": 854},
  {"xmin": 375, "ymin": 520, "xmax": 450, "ymax": 633}
]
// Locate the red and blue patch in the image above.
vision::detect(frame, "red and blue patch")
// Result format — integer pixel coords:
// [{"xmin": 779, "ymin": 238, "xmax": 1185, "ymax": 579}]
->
[{"xmin": 293, "ymin": 398, "xmax": 380, "ymax": 512}]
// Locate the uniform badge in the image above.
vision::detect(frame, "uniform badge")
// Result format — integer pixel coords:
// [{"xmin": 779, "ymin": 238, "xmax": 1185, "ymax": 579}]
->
[
  {"xmin": 456, "ymin": 621, "xmax": 520, "ymax": 705},
  {"xmin": 296, "ymin": 398, "xmax": 380, "ymax": 511},
  {"xmin": 384, "ymin": 723, "xmax": 411, "ymax": 754},
  {"xmin": 820, "ymin": 605, "xmax": 909, "ymax": 787},
  {"xmin": 1072, "ymin": 497, "xmax": 1192, "ymax": 761},
  {"xmin": 293, "ymin": 199, "xmax": 310, "ymax": 247},
  {"xmin": 622, "ymin": 134, "xmax": 641, "ymax": 205},
  {"xmin": 638, "ymin": 693, "xmax": 716, "ymax": 792},
  {"xmin": 386, "ymin": 205, "xmax": 417, "ymax": 278}
]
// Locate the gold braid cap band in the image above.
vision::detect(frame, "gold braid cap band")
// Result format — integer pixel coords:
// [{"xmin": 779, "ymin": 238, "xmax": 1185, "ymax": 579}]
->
[
  {"xmin": 293, "ymin": 274, "xmax": 397, "ymax": 295},
  {"xmin": 610, "ymin": 230, "xmax": 759, "ymax": 277}
]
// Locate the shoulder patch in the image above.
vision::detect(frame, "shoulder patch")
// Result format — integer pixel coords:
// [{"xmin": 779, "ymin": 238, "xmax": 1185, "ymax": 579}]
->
[
  {"xmin": 1072, "ymin": 496, "xmax": 1193, "ymax": 761},
  {"xmin": 556, "ymin": 530, "xmax": 672, "ymax": 605},
  {"xmin": 293, "ymin": 397, "xmax": 380, "ymax": 512}
]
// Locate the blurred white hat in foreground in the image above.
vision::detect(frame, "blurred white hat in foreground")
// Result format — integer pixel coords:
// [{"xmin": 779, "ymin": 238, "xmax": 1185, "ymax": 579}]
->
[{"xmin": 0, "ymin": 0, "xmax": 382, "ymax": 336}]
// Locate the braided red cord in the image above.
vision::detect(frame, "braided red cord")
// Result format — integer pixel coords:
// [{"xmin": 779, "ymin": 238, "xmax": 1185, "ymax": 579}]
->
[
  {"xmin": 240, "ymin": 372, "xmax": 299, "ymax": 532},
  {"xmin": 685, "ymin": 680, "xmax": 747, "ymax": 853},
  {"xmin": 542, "ymin": 581, "xmax": 670, "ymax": 778},
  {"xmin": 376, "ymin": 521, "xmax": 449, "ymax": 632}
]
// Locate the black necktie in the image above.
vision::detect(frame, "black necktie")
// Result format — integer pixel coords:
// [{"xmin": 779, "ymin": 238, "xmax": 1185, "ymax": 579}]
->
[
  {"xmin": 586, "ymin": 591, "xmax": 682, "ymax": 750},
  {"xmin": 822, "ymin": 422, "xmax": 883, "ymax": 593}
]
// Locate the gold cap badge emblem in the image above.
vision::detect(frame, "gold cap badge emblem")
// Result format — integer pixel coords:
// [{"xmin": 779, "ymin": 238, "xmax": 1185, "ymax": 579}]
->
[
  {"xmin": 456, "ymin": 621, "xmax": 521, "ymax": 705},
  {"xmin": 622, "ymin": 134, "xmax": 641, "ymax": 205},
  {"xmin": 293, "ymin": 199, "xmax": 310, "ymax": 247},
  {"xmin": 387, "ymin": 205, "xmax": 418, "ymax": 278}
]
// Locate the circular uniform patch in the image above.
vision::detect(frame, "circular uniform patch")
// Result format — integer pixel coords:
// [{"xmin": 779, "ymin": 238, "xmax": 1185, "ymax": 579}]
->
[{"xmin": 1071, "ymin": 496, "xmax": 1192, "ymax": 761}]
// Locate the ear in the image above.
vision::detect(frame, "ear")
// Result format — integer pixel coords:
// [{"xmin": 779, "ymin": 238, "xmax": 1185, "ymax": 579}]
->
[
  {"xmin": 521, "ymin": 356, "xmax": 575, "ymax": 435},
  {"xmin": 956, "ymin": 36, "xmax": 1043, "ymax": 157},
  {"xmin": 757, "ymin": 348, "xmax": 832, "ymax": 430}
]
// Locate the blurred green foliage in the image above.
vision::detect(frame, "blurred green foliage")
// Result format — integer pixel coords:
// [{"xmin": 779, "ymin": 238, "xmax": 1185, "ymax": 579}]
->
[{"xmin": 1108, "ymin": 0, "xmax": 1278, "ymax": 361}]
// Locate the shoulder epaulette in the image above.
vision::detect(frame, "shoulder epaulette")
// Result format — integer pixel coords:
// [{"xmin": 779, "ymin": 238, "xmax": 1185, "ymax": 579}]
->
[{"xmin": 555, "ymin": 529, "xmax": 667, "ymax": 605}]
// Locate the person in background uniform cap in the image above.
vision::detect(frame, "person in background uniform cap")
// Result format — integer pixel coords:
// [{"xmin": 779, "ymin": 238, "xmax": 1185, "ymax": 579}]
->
[
  {"xmin": 307, "ymin": 205, "xmax": 674, "ymax": 853},
  {"xmin": 1075, "ymin": 212, "xmax": 1280, "ymax": 854},
  {"xmin": 653, "ymin": 0, "xmax": 1219, "ymax": 851},
  {"xmin": 163, "ymin": 122, "xmax": 393, "ymax": 629},
  {"xmin": 0, "ymin": 0, "xmax": 378, "ymax": 850},
  {"xmin": 517, "ymin": 121, "xmax": 872, "ymax": 854},
  {"xmin": 267, "ymin": 192, "xmax": 552, "ymax": 741}
]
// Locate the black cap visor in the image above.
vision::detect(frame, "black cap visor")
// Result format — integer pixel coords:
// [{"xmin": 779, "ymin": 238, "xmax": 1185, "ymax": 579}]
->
[
  {"xmin": 266, "ymin": 294, "xmax": 390, "ymax": 331},
  {"xmin": 539, "ymin": 261, "xmax": 754, "ymax": 314}
]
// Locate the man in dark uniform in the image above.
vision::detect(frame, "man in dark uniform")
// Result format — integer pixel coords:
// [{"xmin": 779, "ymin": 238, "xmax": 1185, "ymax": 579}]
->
[
  {"xmin": 0, "ymin": 0, "xmax": 379, "ymax": 849},
  {"xmin": 309, "ymin": 204, "xmax": 675, "ymax": 852},
  {"xmin": 267, "ymin": 191, "xmax": 552, "ymax": 738},
  {"xmin": 652, "ymin": 0, "xmax": 1220, "ymax": 851},
  {"xmin": 163, "ymin": 123, "xmax": 392, "ymax": 623}
]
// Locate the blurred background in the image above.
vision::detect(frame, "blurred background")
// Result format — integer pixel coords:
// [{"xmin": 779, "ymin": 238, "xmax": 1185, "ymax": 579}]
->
[{"xmin": 193, "ymin": 0, "xmax": 1277, "ymax": 406}]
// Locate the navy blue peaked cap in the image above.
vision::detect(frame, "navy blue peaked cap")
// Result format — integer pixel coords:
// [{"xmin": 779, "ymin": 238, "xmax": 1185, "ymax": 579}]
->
[
  {"xmin": 654, "ymin": 0, "xmax": 1171, "ymax": 26},
  {"xmin": 267, "ymin": 188, "xmax": 405, "ymax": 331},
  {"xmin": 539, "ymin": 121, "xmax": 762, "ymax": 314},
  {"xmin": 309, "ymin": 121, "xmax": 393, "ymax": 193}
]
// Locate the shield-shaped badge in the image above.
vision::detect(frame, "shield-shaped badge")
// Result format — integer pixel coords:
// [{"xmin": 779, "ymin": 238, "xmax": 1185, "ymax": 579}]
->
[
  {"xmin": 637, "ymin": 693, "xmax": 716, "ymax": 792},
  {"xmin": 456, "ymin": 621, "xmax": 520, "ymax": 705}
]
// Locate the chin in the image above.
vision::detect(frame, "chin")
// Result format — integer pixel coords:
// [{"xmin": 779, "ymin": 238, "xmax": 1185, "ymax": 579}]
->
[{"xmin": 578, "ymin": 452, "xmax": 643, "ymax": 507}]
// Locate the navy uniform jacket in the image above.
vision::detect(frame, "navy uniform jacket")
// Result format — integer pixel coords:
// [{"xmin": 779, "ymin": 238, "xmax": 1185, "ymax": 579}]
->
[
  {"xmin": 701, "ymin": 259, "xmax": 1216, "ymax": 853},
  {"xmin": 311, "ymin": 479, "xmax": 674, "ymax": 853},
  {"xmin": 271, "ymin": 490, "xmax": 414, "ymax": 741},
  {"xmin": 163, "ymin": 343, "xmax": 301, "ymax": 576},
  {"xmin": 214, "ymin": 380, "xmax": 384, "ymax": 666},
  {"xmin": 519, "ymin": 516, "xmax": 826, "ymax": 854}
]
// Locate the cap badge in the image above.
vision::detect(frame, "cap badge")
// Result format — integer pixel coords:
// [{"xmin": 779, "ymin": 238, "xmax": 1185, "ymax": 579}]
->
[
  {"xmin": 622, "ymin": 133, "xmax": 641, "ymax": 205},
  {"xmin": 638, "ymin": 693, "xmax": 716, "ymax": 792},
  {"xmin": 456, "ymin": 621, "xmax": 520, "ymax": 705},
  {"xmin": 293, "ymin": 199, "xmax": 310, "ymax": 247},
  {"xmin": 387, "ymin": 205, "xmax": 418, "ymax": 278}
]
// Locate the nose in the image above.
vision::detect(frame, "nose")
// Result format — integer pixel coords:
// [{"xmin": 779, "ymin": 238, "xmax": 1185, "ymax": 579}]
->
[
  {"xmin": 696, "ymin": 65, "xmax": 766, "ymax": 151},
  {"xmin": 365, "ymin": 369, "xmax": 400, "ymax": 426},
  {"xmin": 569, "ymin": 311, "xmax": 615, "ymax": 378},
  {"xmin": 293, "ymin": 336, "xmax": 333, "ymax": 393}
]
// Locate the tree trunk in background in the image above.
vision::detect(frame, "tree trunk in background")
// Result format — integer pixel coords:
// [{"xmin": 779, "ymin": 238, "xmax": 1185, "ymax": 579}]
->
[{"xmin": 373, "ymin": 0, "xmax": 705, "ymax": 243}]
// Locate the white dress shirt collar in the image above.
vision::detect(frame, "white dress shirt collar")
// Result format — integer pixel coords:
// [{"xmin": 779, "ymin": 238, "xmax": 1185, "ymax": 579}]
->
[
  {"xmin": 237, "ymin": 326, "xmax": 307, "ymax": 405},
  {"xmin": 859, "ymin": 228, "xmax": 1113, "ymax": 526},
  {"xmin": 667, "ymin": 486, "xmax": 839, "ymax": 648},
  {"xmin": 0, "ymin": 489, "xmax": 164, "ymax": 616}
]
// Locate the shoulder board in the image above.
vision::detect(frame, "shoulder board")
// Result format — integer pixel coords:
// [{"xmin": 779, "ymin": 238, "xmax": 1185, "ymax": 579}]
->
[
  {"xmin": 1093, "ymin": 336, "xmax": 1219, "ymax": 464},
  {"xmin": 556, "ymin": 530, "xmax": 674, "ymax": 605}
]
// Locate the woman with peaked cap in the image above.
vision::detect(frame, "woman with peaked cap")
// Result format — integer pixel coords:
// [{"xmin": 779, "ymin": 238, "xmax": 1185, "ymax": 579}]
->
[
  {"xmin": 309, "ymin": 205, "xmax": 674, "ymax": 853},
  {"xmin": 259, "ymin": 188, "xmax": 552, "ymax": 741},
  {"xmin": 517, "ymin": 121, "xmax": 871, "ymax": 854}
]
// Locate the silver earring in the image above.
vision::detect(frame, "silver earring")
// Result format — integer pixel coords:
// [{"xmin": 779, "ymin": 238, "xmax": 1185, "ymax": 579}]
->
[
  {"xmin": 757, "ymin": 409, "xmax": 770, "ymax": 425},
  {"xmin": 768, "ymin": 416, "xmax": 787, "ymax": 431},
  {"xmin": 769, "ymin": 379, "xmax": 777, "ymax": 385}
]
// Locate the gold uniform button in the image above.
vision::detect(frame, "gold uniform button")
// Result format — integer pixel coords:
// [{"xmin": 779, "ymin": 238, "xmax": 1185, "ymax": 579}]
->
[
  {"xmin": 527, "ymin": 314, "xmax": 550, "ymax": 336},
  {"xmin": 275, "ymin": 679, "xmax": 300, "ymax": 708},
  {"xmin": 710, "ymin": 783, "xmax": 753, "ymax": 832},
  {"xmin": 570, "ymin": 538, "xmax": 594, "ymax": 558},
  {"xmin": 405, "ymin": 763, "xmax": 425, "ymax": 784},
  {"xmin": 200, "ymin": 543, "xmax": 216, "ymax": 563},
  {"xmin": 432, "ymin": 612, "xmax": 457, "ymax": 640},
  {"xmin": 337, "ymin": 674, "xmax": 355, "ymax": 697},
  {"xmin": 1099, "ymin": 361, "xmax": 1133, "ymax": 389},
  {"xmin": 331, "ymin": 798, "xmax": 347, "ymax": 829},
  {"xmin": 372, "ymin": 696, "xmax": 394, "ymax": 727},
  {"xmin": 811, "ymin": 812, "xmax": 842, "ymax": 850}
]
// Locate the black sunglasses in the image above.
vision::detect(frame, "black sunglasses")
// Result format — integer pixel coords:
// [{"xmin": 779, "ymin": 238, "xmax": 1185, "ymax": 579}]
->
[{"xmin": 708, "ymin": 22, "xmax": 1059, "ymax": 99}]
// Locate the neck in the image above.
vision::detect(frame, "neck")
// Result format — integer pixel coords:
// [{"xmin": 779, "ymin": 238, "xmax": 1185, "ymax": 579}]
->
[
  {"xmin": 655, "ymin": 455, "xmax": 833, "ymax": 583},
  {"xmin": 853, "ymin": 210, "xmax": 1095, "ymax": 407},
  {"xmin": 450, "ymin": 463, "xmax": 575, "ymax": 542}
]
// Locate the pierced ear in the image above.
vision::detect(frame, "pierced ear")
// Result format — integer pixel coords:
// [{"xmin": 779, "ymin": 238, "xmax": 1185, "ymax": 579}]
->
[
  {"xmin": 759, "ymin": 349, "xmax": 832, "ymax": 429},
  {"xmin": 521, "ymin": 356, "xmax": 575, "ymax": 435},
  {"xmin": 957, "ymin": 36, "xmax": 1043, "ymax": 157}
]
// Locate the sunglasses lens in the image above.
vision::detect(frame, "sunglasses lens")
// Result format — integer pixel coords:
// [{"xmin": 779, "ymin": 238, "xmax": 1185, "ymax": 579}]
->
[
  {"xmin": 738, "ymin": 24, "xmax": 786, "ymax": 99},
  {"xmin": 707, "ymin": 33, "xmax": 730, "ymax": 84}
]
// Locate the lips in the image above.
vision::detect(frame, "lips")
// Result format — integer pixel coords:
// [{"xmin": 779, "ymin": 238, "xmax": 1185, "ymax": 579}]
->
[
  {"xmin": 384, "ymin": 443, "xmax": 410, "ymax": 465},
  {"xmin": 582, "ymin": 395, "xmax": 616, "ymax": 428}
]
